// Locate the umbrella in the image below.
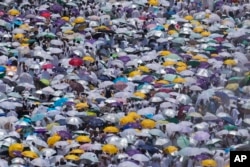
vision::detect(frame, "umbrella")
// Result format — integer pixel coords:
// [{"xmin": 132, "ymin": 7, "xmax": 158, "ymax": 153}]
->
[
  {"xmin": 75, "ymin": 136, "xmax": 91, "ymax": 143},
  {"xmin": 163, "ymin": 146, "xmax": 178, "ymax": 154},
  {"xmin": 118, "ymin": 161, "xmax": 140, "ymax": 167},
  {"xmin": 201, "ymin": 159, "xmax": 217, "ymax": 167},
  {"xmin": 65, "ymin": 154, "xmax": 80, "ymax": 161},
  {"xmin": 22, "ymin": 151, "xmax": 38, "ymax": 159},
  {"xmin": 194, "ymin": 131, "xmax": 210, "ymax": 141},
  {"xmin": 104, "ymin": 126, "xmax": 119, "ymax": 133},
  {"xmin": 102, "ymin": 144, "xmax": 119, "ymax": 155},
  {"xmin": 69, "ymin": 57, "xmax": 83, "ymax": 66},
  {"xmin": 80, "ymin": 152, "xmax": 99, "ymax": 163},
  {"xmin": 141, "ymin": 119, "xmax": 156, "ymax": 129},
  {"xmin": 177, "ymin": 136, "xmax": 190, "ymax": 148},
  {"xmin": 88, "ymin": 118, "xmax": 105, "ymax": 128},
  {"xmin": 132, "ymin": 154, "xmax": 150, "ymax": 162},
  {"xmin": 31, "ymin": 158, "xmax": 50, "ymax": 167}
]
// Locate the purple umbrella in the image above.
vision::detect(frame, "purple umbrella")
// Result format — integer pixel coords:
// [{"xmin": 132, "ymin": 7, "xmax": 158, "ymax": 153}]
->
[
  {"xmin": 50, "ymin": 4, "xmax": 63, "ymax": 13},
  {"xmin": 193, "ymin": 131, "xmax": 210, "ymax": 141},
  {"xmin": 126, "ymin": 149, "xmax": 141, "ymax": 156},
  {"xmin": 199, "ymin": 62, "xmax": 210, "ymax": 68},
  {"xmin": 118, "ymin": 56, "xmax": 131, "ymax": 63},
  {"xmin": 165, "ymin": 68, "xmax": 176, "ymax": 74},
  {"xmin": 195, "ymin": 153, "xmax": 210, "ymax": 161},
  {"xmin": 70, "ymin": 8, "xmax": 80, "ymax": 17},
  {"xmin": 53, "ymin": 19, "xmax": 66, "ymax": 27},
  {"xmin": 142, "ymin": 75, "xmax": 155, "ymax": 83},
  {"xmin": 57, "ymin": 130, "xmax": 72, "ymax": 140}
]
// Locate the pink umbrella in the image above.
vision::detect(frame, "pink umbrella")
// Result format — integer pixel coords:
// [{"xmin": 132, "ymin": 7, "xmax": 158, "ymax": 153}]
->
[
  {"xmin": 80, "ymin": 143, "xmax": 93, "ymax": 151},
  {"xmin": 114, "ymin": 82, "xmax": 128, "ymax": 91}
]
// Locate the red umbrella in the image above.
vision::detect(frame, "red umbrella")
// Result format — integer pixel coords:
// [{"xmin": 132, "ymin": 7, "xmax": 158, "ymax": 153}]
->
[
  {"xmin": 40, "ymin": 11, "xmax": 51, "ymax": 18},
  {"xmin": 42, "ymin": 63, "xmax": 54, "ymax": 69},
  {"xmin": 69, "ymin": 58, "xmax": 83, "ymax": 66}
]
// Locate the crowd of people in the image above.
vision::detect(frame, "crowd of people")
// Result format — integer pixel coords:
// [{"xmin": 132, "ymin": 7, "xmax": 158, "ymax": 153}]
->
[{"xmin": 0, "ymin": 0, "xmax": 249, "ymax": 166}]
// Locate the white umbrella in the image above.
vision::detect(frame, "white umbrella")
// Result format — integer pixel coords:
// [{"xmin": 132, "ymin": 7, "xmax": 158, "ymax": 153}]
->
[
  {"xmin": 67, "ymin": 117, "xmax": 83, "ymax": 127},
  {"xmin": 50, "ymin": 39, "xmax": 63, "ymax": 46},
  {"xmin": 40, "ymin": 148, "xmax": 56, "ymax": 158},
  {"xmin": 118, "ymin": 161, "xmax": 140, "ymax": 167},
  {"xmin": 52, "ymin": 83, "xmax": 69, "ymax": 90},
  {"xmin": 48, "ymin": 47, "xmax": 63, "ymax": 54},
  {"xmin": 132, "ymin": 154, "xmax": 150, "ymax": 162},
  {"xmin": 137, "ymin": 107, "xmax": 156, "ymax": 115},
  {"xmin": 31, "ymin": 158, "xmax": 49, "ymax": 167},
  {"xmin": 80, "ymin": 152, "xmax": 99, "ymax": 163}
]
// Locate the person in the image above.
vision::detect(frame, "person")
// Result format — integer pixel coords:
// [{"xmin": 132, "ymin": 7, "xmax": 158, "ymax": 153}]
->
[
  {"xmin": 214, "ymin": 153, "xmax": 225, "ymax": 167},
  {"xmin": 161, "ymin": 153, "xmax": 173, "ymax": 167}
]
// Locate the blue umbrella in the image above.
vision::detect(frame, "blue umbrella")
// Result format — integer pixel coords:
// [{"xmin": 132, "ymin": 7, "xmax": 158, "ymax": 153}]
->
[
  {"xmin": 113, "ymin": 77, "xmax": 128, "ymax": 83},
  {"xmin": 214, "ymin": 91, "xmax": 230, "ymax": 106},
  {"xmin": 31, "ymin": 113, "xmax": 46, "ymax": 122},
  {"xmin": 139, "ymin": 144, "xmax": 160, "ymax": 154},
  {"xmin": 0, "ymin": 66, "xmax": 6, "ymax": 72},
  {"xmin": 221, "ymin": 117, "xmax": 235, "ymax": 125},
  {"xmin": 54, "ymin": 97, "xmax": 68, "ymax": 107},
  {"xmin": 154, "ymin": 25, "xmax": 164, "ymax": 31},
  {"xmin": 88, "ymin": 118, "xmax": 105, "ymax": 128}
]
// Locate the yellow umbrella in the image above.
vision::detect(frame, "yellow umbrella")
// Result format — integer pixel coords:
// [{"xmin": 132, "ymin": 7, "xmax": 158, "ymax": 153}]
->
[
  {"xmin": 95, "ymin": 26, "xmax": 109, "ymax": 31},
  {"xmin": 102, "ymin": 144, "xmax": 119, "ymax": 155},
  {"xmin": 192, "ymin": 55, "xmax": 204, "ymax": 60},
  {"xmin": 61, "ymin": 16, "xmax": 70, "ymax": 22},
  {"xmin": 86, "ymin": 111, "xmax": 97, "ymax": 116},
  {"xmin": 120, "ymin": 116, "xmax": 135, "ymax": 125},
  {"xmin": 104, "ymin": 126, "xmax": 120, "ymax": 133},
  {"xmin": 47, "ymin": 135, "xmax": 61, "ymax": 147},
  {"xmin": 193, "ymin": 26, "xmax": 204, "ymax": 33},
  {"xmin": 155, "ymin": 80, "xmax": 169, "ymax": 85},
  {"xmin": 211, "ymin": 53, "xmax": 218, "ymax": 57},
  {"xmin": 191, "ymin": 20, "xmax": 201, "ymax": 26},
  {"xmin": 133, "ymin": 92, "xmax": 146, "ymax": 99},
  {"xmin": 46, "ymin": 123, "xmax": 59, "ymax": 130},
  {"xmin": 14, "ymin": 33, "xmax": 24, "ymax": 40},
  {"xmin": 224, "ymin": 59, "xmax": 237, "ymax": 66},
  {"xmin": 176, "ymin": 62, "xmax": 187, "ymax": 67},
  {"xmin": 8, "ymin": 9, "xmax": 20, "ymax": 16},
  {"xmin": 173, "ymin": 77, "xmax": 185, "ymax": 83},
  {"xmin": 176, "ymin": 66, "xmax": 187, "ymax": 72},
  {"xmin": 137, "ymin": 66, "xmax": 150, "ymax": 73},
  {"xmin": 9, "ymin": 143, "xmax": 24, "ymax": 157},
  {"xmin": 69, "ymin": 149, "xmax": 84, "ymax": 154},
  {"xmin": 224, "ymin": 165, "xmax": 229, "ymax": 167},
  {"xmin": 75, "ymin": 136, "xmax": 91, "ymax": 143},
  {"xmin": 159, "ymin": 50, "xmax": 171, "ymax": 56},
  {"xmin": 148, "ymin": 0, "xmax": 159, "ymax": 6},
  {"xmin": 184, "ymin": 15, "xmax": 193, "ymax": 21},
  {"xmin": 163, "ymin": 146, "xmax": 178, "ymax": 154},
  {"xmin": 22, "ymin": 151, "xmax": 38, "ymax": 159},
  {"xmin": 201, "ymin": 159, "xmax": 217, "ymax": 167},
  {"xmin": 163, "ymin": 24, "xmax": 169, "ymax": 29},
  {"xmin": 74, "ymin": 17, "xmax": 85, "ymax": 24},
  {"xmin": 129, "ymin": 70, "xmax": 141, "ymax": 77},
  {"xmin": 168, "ymin": 30, "xmax": 178, "ymax": 35},
  {"xmin": 201, "ymin": 31, "xmax": 211, "ymax": 37},
  {"xmin": 83, "ymin": 56, "xmax": 95, "ymax": 63},
  {"xmin": 226, "ymin": 83, "xmax": 239, "ymax": 91},
  {"xmin": 65, "ymin": 154, "xmax": 80, "ymax": 161},
  {"xmin": 141, "ymin": 119, "xmax": 156, "ymax": 129},
  {"xmin": 63, "ymin": 30, "xmax": 74, "ymax": 34},
  {"xmin": 163, "ymin": 61, "xmax": 176, "ymax": 66},
  {"xmin": 199, "ymin": 58, "xmax": 208, "ymax": 62},
  {"xmin": 19, "ymin": 24, "xmax": 30, "ymax": 31},
  {"xmin": 127, "ymin": 112, "xmax": 141, "ymax": 120},
  {"xmin": 75, "ymin": 102, "xmax": 89, "ymax": 110}
]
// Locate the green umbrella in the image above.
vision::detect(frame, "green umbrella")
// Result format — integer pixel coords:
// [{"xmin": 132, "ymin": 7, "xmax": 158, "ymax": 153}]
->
[
  {"xmin": 0, "ymin": 72, "xmax": 5, "ymax": 79},
  {"xmin": 224, "ymin": 125, "xmax": 237, "ymax": 131},
  {"xmin": 112, "ymin": 53, "xmax": 118, "ymax": 58},
  {"xmin": 228, "ymin": 76, "xmax": 244, "ymax": 83},
  {"xmin": 177, "ymin": 136, "xmax": 190, "ymax": 148},
  {"xmin": 166, "ymin": 117, "xmax": 179, "ymax": 123},
  {"xmin": 167, "ymin": 54, "xmax": 182, "ymax": 60},
  {"xmin": 172, "ymin": 38, "xmax": 185, "ymax": 45},
  {"xmin": 164, "ymin": 74, "xmax": 178, "ymax": 82},
  {"xmin": 187, "ymin": 60, "xmax": 200, "ymax": 68},
  {"xmin": 40, "ymin": 79, "xmax": 50, "ymax": 86},
  {"xmin": 204, "ymin": 46, "xmax": 216, "ymax": 51}
]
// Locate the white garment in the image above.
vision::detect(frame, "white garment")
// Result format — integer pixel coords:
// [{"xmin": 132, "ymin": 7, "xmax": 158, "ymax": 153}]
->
[
  {"xmin": 161, "ymin": 156, "xmax": 172, "ymax": 167},
  {"xmin": 214, "ymin": 156, "xmax": 225, "ymax": 167}
]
